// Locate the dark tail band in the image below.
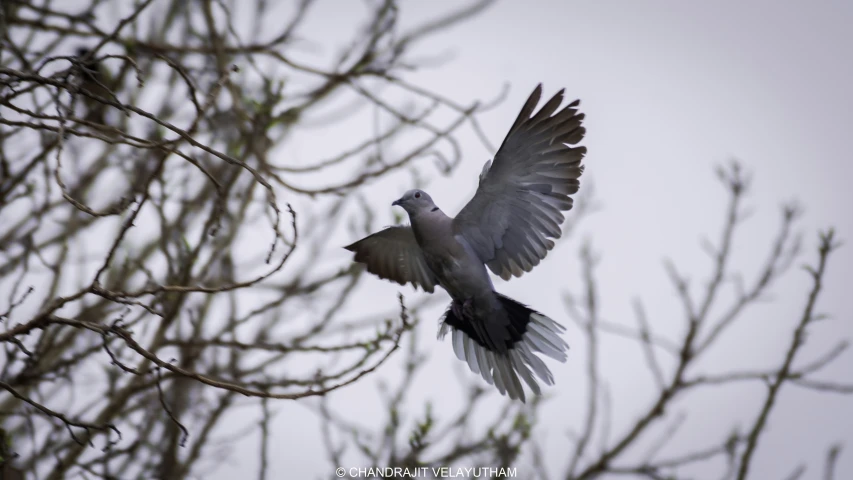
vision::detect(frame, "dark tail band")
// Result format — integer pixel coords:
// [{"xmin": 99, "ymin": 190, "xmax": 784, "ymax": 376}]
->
[{"xmin": 438, "ymin": 293, "xmax": 569, "ymax": 402}]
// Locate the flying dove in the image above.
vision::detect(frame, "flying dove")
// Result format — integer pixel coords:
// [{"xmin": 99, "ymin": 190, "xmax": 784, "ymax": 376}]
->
[{"xmin": 345, "ymin": 84, "xmax": 587, "ymax": 401}]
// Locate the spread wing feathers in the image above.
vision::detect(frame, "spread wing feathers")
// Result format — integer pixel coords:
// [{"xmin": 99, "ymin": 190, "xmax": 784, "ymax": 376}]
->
[
  {"xmin": 344, "ymin": 226, "xmax": 438, "ymax": 293},
  {"xmin": 453, "ymin": 84, "xmax": 587, "ymax": 280}
]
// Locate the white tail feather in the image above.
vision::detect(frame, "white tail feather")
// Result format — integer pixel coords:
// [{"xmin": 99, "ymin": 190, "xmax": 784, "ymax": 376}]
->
[{"xmin": 441, "ymin": 311, "xmax": 569, "ymax": 402}]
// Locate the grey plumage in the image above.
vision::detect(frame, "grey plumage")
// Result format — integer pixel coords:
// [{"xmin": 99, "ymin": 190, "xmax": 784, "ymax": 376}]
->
[
  {"xmin": 346, "ymin": 225, "xmax": 438, "ymax": 293},
  {"xmin": 345, "ymin": 84, "xmax": 587, "ymax": 401}
]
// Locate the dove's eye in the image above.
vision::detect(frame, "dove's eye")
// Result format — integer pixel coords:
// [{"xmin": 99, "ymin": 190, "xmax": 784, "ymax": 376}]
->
[{"xmin": 414, "ymin": 192, "xmax": 421, "ymax": 199}]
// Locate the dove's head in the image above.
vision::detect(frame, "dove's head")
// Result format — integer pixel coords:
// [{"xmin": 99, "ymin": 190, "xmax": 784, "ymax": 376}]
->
[{"xmin": 392, "ymin": 189, "xmax": 437, "ymax": 216}]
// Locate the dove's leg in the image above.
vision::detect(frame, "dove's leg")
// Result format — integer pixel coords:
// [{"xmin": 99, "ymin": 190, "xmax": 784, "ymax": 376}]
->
[
  {"xmin": 450, "ymin": 298, "xmax": 475, "ymax": 319},
  {"xmin": 461, "ymin": 298, "xmax": 475, "ymax": 319},
  {"xmin": 451, "ymin": 300, "xmax": 464, "ymax": 320}
]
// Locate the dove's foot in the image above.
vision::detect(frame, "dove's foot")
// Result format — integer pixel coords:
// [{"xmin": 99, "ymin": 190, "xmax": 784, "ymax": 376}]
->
[
  {"xmin": 461, "ymin": 298, "xmax": 475, "ymax": 319},
  {"xmin": 451, "ymin": 300, "xmax": 463, "ymax": 319},
  {"xmin": 450, "ymin": 298, "xmax": 475, "ymax": 319}
]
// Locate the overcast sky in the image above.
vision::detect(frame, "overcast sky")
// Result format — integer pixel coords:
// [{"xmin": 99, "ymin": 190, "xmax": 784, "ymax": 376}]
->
[{"xmin": 208, "ymin": 1, "xmax": 853, "ymax": 478}]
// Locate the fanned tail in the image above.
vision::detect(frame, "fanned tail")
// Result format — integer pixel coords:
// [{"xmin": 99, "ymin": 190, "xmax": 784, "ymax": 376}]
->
[{"xmin": 438, "ymin": 293, "xmax": 569, "ymax": 402}]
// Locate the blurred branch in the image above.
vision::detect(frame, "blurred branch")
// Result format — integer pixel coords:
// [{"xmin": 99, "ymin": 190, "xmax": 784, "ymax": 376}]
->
[
  {"xmin": 736, "ymin": 229, "xmax": 841, "ymax": 480},
  {"xmin": 0, "ymin": 0, "xmax": 497, "ymax": 477},
  {"xmin": 558, "ymin": 161, "xmax": 849, "ymax": 480}
]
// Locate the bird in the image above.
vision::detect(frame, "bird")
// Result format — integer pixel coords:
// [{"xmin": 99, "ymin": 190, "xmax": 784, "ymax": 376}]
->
[
  {"xmin": 74, "ymin": 47, "xmax": 112, "ymax": 125},
  {"xmin": 345, "ymin": 84, "xmax": 587, "ymax": 402}
]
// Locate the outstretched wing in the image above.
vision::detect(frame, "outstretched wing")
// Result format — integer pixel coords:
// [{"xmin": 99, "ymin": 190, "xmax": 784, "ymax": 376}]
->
[
  {"xmin": 344, "ymin": 226, "xmax": 438, "ymax": 293},
  {"xmin": 453, "ymin": 84, "xmax": 587, "ymax": 280}
]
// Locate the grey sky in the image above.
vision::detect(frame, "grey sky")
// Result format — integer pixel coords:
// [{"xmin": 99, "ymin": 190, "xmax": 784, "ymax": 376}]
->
[{"xmin": 208, "ymin": 1, "xmax": 853, "ymax": 478}]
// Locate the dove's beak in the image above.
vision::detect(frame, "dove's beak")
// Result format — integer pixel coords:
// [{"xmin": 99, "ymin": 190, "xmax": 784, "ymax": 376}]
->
[{"xmin": 391, "ymin": 198, "xmax": 403, "ymax": 207}]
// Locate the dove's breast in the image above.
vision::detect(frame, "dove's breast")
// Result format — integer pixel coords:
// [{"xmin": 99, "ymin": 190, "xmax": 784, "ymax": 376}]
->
[
  {"xmin": 409, "ymin": 209, "xmax": 494, "ymax": 300},
  {"xmin": 419, "ymin": 234, "xmax": 494, "ymax": 301}
]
